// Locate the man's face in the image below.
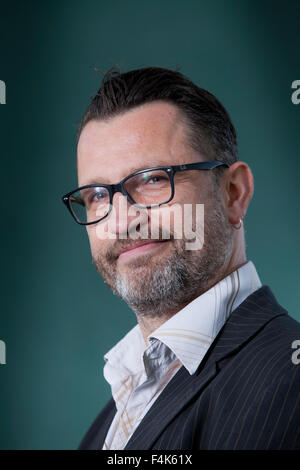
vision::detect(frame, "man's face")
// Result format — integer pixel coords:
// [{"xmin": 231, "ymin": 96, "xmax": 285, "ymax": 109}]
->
[{"xmin": 77, "ymin": 101, "xmax": 233, "ymax": 317}]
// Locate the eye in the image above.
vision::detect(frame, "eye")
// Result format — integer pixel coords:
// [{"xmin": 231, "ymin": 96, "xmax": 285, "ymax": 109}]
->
[
  {"xmin": 92, "ymin": 191, "xmax": 105, "ymax": 201},
  {"xmin": 90, "ymin": 189, "xmax": 108, "ymax": 203},
  {"xmin": 142, "ymin": 172, "xmax": 169, "ymax": 185},
  {"xmin": 81, "ymin": 187, "xmax": 109, "ymax": 208},
  {"xmin": 147, "ymin": 176, "xmax": 163, "ymax": 184}
]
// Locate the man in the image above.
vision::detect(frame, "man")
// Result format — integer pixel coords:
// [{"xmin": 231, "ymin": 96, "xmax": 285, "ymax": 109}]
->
[{"xmin": 62, "ymin": 67, "xmax": 300, "ymax": 450}]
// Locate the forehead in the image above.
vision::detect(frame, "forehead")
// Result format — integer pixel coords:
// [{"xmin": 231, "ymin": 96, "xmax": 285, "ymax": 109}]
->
[{"xmin": 77, "ymin": 101, "xmax": 194, "ymax": 186}]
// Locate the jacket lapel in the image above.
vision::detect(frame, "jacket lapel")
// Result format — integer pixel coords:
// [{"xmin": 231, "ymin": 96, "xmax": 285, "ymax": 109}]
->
[
  {"xmin": 124, "ymin": 285, "xmax": 287, "ymax": 450},
  {"xmin": 124, "ymin": 359, "xmax": 217, "ymax": 450}
]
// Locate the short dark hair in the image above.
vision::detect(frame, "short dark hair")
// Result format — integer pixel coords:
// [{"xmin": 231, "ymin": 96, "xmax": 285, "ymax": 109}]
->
[{"xmin": 78, "ymin": 66, "xmax": 238, "ymax": 172}]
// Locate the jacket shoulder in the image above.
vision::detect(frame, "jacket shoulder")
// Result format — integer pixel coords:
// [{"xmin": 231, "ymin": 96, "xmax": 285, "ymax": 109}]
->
[{"xmin": 78, "ymin": 398, "xmax": 116, "ymax": 450}]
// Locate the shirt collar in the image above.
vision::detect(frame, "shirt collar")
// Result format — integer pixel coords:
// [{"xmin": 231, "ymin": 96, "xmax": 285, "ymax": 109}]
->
[
  {"xmin": 103, "ymin": 323, "xmax": 146, "ymax": 386},
  {"xmin": 148, "ymin": 260, "xmax": 262, "ymax": 374}
]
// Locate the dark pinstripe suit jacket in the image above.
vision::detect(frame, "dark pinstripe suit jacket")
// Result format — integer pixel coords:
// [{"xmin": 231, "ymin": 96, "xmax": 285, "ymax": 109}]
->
[{"xmin": 79, "ymin": 286, "xmax": 300, "ymax": 450}]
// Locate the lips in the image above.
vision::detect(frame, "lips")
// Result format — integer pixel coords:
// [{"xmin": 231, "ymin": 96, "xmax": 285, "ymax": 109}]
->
[{"xmin": 117, "ymin": 240, "xmax": 169, "ymax": 258}]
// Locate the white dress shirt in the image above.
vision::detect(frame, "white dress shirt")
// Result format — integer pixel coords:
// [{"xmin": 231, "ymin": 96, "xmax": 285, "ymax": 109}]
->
[{"xmin": 102, "ymin": 260, "xmax": 262, "ymax": 450}]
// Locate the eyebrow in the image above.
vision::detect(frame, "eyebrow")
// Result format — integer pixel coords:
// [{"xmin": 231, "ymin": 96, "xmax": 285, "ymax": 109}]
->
[{"xmin": 81, "ymin": 160, "xmax": 170, "ymax": 186}]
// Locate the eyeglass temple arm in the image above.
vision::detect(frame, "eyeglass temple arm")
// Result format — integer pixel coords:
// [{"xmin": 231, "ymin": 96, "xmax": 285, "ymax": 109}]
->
[{"xmin": 172, "ymin": 161, "xmax": 230, "ymax": 172}]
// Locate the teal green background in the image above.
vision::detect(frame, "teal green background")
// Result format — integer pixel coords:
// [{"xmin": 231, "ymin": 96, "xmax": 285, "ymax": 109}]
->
[{"xmin": 0, "ymin": 0, "xmax": 299, "ymax": 449}]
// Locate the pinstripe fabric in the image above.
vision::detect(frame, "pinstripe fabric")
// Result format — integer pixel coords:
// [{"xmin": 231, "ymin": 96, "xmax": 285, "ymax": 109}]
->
[{"xmin": 78, "ymin": 285, "xmax": 300, "ymax": 450}]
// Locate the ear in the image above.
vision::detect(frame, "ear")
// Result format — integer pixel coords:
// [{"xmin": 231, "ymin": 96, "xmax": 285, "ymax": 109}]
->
[{"xmin": 222, "ymin": 162, "xmax": 254, "ymax": 225}]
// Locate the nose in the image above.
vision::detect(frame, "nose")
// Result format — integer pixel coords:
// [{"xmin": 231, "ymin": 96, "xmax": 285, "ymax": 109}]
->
[
  {"xmin": 109, "ymin": 192, "xmax": 149, "ymax": 239},
  {"xmin": 110, "ymin": 192, "xmax": 131, "ymax": 236}
]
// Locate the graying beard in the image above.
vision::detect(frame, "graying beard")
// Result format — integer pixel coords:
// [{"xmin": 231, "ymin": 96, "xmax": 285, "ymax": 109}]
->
[{"xmin": 114, "ymin": 257, "xmax": 201, "ymax": 317}]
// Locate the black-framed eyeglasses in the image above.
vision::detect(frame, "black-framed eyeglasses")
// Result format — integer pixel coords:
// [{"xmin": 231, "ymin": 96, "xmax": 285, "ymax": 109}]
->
[{"xmin": 62, "ymin": 160, "xmax": 229, "ymax": 225}]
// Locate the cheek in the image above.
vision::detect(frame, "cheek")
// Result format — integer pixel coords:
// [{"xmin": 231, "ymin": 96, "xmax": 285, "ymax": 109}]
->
[
  {"xmin": 86, "ymin": 225, "xmax": 105, "ymax": 256},
  {"xmin": 174, "ymin": 179, "xmax": 208, "ymax": 207},
  {"xmin": 148, "ymin": 203, "xmax": 186, "ymax": 240}
]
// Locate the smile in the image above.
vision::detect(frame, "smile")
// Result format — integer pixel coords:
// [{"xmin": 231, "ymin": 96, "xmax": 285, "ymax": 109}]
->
[{"xmin": 118, "ymin": 240, "xmax": 170, "ymax": 260}]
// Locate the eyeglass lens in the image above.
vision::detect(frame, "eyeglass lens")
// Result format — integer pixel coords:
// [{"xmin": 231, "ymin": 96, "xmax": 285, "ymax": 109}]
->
[{"xmin": 69, "ymin": 168, "xmax": 172, "ymax": 224}]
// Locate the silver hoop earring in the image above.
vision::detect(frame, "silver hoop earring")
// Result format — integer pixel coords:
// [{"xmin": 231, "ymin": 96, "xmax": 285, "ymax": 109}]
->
[{"xmin": 233, "ymin": 218, "xmax": 243, "ymax": 230}]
